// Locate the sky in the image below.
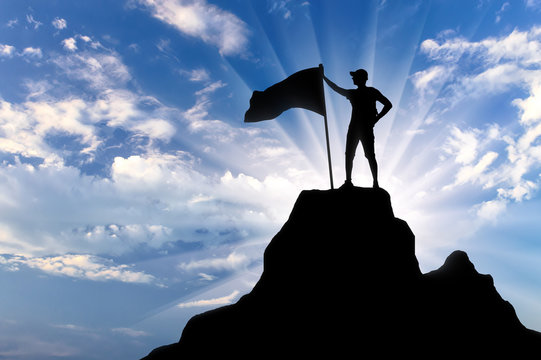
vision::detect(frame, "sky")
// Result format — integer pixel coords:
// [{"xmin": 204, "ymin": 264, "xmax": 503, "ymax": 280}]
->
[{"xmin": 1, "ymin": 0, "xmax": 541, "ymax": 358}]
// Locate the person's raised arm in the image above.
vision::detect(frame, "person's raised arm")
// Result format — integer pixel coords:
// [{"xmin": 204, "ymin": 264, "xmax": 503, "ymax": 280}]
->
[
  {"xmin": 319, "ymin": 64, "xmax": 349, "ymax": 97},
  {"xmin": 374, "ymin": 91, "xmax": 392, "ymax": 124}
]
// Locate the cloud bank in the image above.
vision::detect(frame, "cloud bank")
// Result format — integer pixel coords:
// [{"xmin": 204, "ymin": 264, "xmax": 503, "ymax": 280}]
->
[{"xmin": 413, "ymin": 26, "xmax": 541, "ymax": 222}]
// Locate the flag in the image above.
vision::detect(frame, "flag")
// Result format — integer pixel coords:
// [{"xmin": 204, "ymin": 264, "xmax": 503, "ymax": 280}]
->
[{"xmin": 244, "ymin": 67, "xmax": 325, "ymax": 122}]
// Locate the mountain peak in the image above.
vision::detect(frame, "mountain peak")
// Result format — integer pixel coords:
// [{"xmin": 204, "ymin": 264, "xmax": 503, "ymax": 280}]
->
[{"xmin": 142, "ymin": 188, "xmax": 541, "ymax": 359}]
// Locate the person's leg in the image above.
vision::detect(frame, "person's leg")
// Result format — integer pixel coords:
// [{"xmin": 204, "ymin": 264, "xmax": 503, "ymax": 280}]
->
[
  {"xmin": 361, "ymin": 131, "xmax": 379, "ymax": 188},
  {"xmin": 345, "ymin": 126, "xmax": 360, "ymax": 184},
  {"xmin": 367, "ymin": 155, "xmax": 379, "ymax": 188}
]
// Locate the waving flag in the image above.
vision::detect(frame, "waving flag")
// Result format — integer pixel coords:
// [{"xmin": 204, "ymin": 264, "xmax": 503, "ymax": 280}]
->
[
  {"xmin": 244, "ymin": 67, "xmax": 325, "ymax": 122},
  {"xmin": 244, "ymin": 65, "xmax": 334, "ymax": 189}
]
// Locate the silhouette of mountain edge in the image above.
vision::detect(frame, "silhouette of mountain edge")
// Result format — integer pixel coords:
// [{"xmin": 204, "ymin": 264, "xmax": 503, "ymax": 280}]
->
[{"xmin": 142, "ymin": 187, "xmax": 541, "ymax": 359}]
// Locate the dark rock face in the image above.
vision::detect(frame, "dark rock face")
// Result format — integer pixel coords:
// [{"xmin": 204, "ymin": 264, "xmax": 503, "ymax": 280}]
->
[{"xmin": 142, "ymin": 188, "xmax": 541, "ymax": 359}]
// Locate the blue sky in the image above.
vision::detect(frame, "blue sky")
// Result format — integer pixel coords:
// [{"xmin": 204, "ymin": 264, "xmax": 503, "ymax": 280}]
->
[{"xmin": 1, "ymin": 0, "xmax": 541, "ymax": 358}]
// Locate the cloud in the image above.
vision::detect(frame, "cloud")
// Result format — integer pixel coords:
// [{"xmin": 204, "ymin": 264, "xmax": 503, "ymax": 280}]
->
[
  {"xmin": 52, "ymin": 17, "xmax": 67, "ymax": 30},
  {"xmin": 0, "ymin": 44, "xmax": 15, "ymax": 57},
  {"xmin": 111, "ymin": 327, "xmax": 149, "ymax": 337},
  {"xmin": 178, "ymin": 252, "xmax": 250, "ymax": 271},
  {"xmin": 21, "ymin": 47, "xmax": 43, "ymax": 58},
  {"xmin": 194, "ymin": 80, "xmax": 226, "ymax": 96},
  {"xmin": 442, "ymin": 126, "xmax": 480, "ymax": 165},
  {"xmin": 0, "ymin": 254, "xmax": 157, "ymax": 284},
  {"xmin": 5, "ymin": 18, "xmax": 18, "ymax": 28},
  {"xmin": 410, "ymin": 65, "xmax": 450, "ymax": 94},
  {"xmin": 0, "ymin": 30, "xmax": 320, "ymax": 269},
  {"xmin": 176, "ymin": 290, "xmax": 239, "ymax": 308},
  {"xmin": 52, "ymin": 324, "xmax": 88, "ymax": 332},
  {"xmin": 419, "ymin": 26, "xmax": 541, "ymax": 221},
  {"xmin": 52, "ymin": 51, "xmax": 131, "ymax": 89},
  {"xmin": 525, "ymin": 0, "xmax": 541, "ymax": 8},
  {"xmin": 495, "ymin": 2, "xmax": 510, "ymax": 23},
  {"xmin": 268, "ymin": 0, "xmax": 293, "ymax": 19},
  {"xmin": 513, "ymin": 81, "xmax": 541, "ymax": 125},
  {"xmin": 445, "ymin": 151, "xmax": 499, "ymax": 189},
  {"xmin": 268, "ymin": 0, "xmax": 311, "ymax": 20},
  {"xmin": 0, "ymin": 98, "xmax": 100, "ymax": 164},
  {"xmin": 475, "ymin": 198, "xmax": 508, "ymax": 222},
  {"xmin": 62, "ymin": 37, "xmax": 78, "ymax": 51},
  {"xmin": 137, "ymin": 0, "xmax": 250, "ymax": 56},
  {"xmin": 181, "ymin": 68, "xmax": 210, "ymax": 82},
  {"xmin": 26, "ymin": 14, "xmax": 43, "ymax": 30}
]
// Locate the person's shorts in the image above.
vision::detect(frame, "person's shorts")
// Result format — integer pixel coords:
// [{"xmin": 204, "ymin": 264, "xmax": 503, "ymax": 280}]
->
[{"xmin": 346, "ymin": 123, "xmax": 375, "ymax": 158}]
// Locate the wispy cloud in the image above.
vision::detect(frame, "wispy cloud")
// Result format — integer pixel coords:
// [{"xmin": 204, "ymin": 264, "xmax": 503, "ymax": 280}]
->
[
  {"xmin": 26, "ymin": 14, "xmax": 43, "ymax": 30},
  {"xmin": 52, "ymin": 17, "xmax": 67, "ymax": 30},
  {"xmin": 51, "ymin": 51, "xmax": 131, "ymax": 89},
  {"xmin": 21, "ymin": 47, "xmax": 43, "ymax": 58},
  {"xmin": 136, "ymin": 0, "xmax": 250, "ymax": 56},
  {"xmin": 181, "ymin": 68, "xmax": 210, "ymax": 82},
  {"xmin": 176, "ymin": 290, "xmax": 239, "ymax": 308},
  {"xmin": 0, "ymin": 254, "xmax": 157, "ymax": 284},
  {"xmin": 111, "ymin": 327, "xmax": 149, "ymax": 337},
  {"xmin": 178, "ymin": 252, "xmax": 250, "ymax": 271},
  {"xmin": 5, "ymin": 18, "xmax": 18, "ymax": 28}
]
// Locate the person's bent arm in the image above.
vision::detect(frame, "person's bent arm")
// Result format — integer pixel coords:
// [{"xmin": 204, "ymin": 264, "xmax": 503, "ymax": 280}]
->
[{"xmin": 374, "ymin": 93, "xmax": 392, "ymax": 124}]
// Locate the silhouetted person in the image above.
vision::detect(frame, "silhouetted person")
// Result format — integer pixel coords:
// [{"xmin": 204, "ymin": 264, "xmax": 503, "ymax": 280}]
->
[{"xmin": 322, "ymin": 67, "xmax": 392, "ymax": 188}]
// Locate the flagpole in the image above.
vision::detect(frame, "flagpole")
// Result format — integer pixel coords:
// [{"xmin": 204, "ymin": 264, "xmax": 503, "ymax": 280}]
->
[{"xmin": 319, "ymin": 64, "xmax": 334, "ymax": 189}]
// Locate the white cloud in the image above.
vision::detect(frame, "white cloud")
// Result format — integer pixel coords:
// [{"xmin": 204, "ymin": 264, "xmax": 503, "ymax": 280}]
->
[
  {"xmin": 79, "ymin": 35, "xmax": 92, "ymax": 43},
  {"xmin": 62, "ymin": 37, "xmax": 78, "ymax": 51},
  {"xmin": 52, "ymin": 52, "xmax": 131, "ymax": 89},
  {"xmin": 52, "ymin": 17, "xmax": 67, "ymax": 30},
  {"xmin": 445, "ymin": 151, "xmax": 499, "ymax": 189},
  {"xmin": 21, "ymin": 47, "xmax": 43, "ymax": 58},
  {"xmin": 111, "ymin": 327, "xmax": 149, "ymax": 337},
  {"xmin": 52, "ymin": 323, "xmax": 88, "ymax": 332},
  {"xmin": 133, "ymin": 118, "xmax": 176, "ymax": 141},
  {"xmin": 198, "ymin": 272, "xmax": 217, "ymax": 281},
  {"xmin": 0, "ymin": 254, "xmax": 156, "ymax": 284},
  {"xmin": 137, "ymin": 0, "xmax": 250, "ymax": 56},
  {"xmin": 0, "ymin": 44, "xmax": 16, "ymax": 57},
  {"xmin": 0, "ymin": 146, "xmax": 304, "ymax": 259},
  {"xmin": 26, "ymin": 14, "xmax": 42, "ymax": 30},
  {"xmin": 475, "ymin": 199, "xmax": 508, "ymax": 222},
  {"xmin": 513, "ymin": 81, "xmax": 541, "ymax": 125},
  {"xmin": 182, "ymin": 68, "xmax": 210, "ymax": 82},
  {"xmin": 179, "ymin": 252, "xmax": 249, "ymax": 271},
  {"xmin": 411, "ymin": 65, "xmax": 449, "ymax": 93},
  {"xmin": 110, "ymin": 153, "xmax": 203, "ymax": 197},
  {"xmin": 420, "ymin": 37, "xmax": 472, "ymax": 62},
  {"xmin": 421, "ymin": 26, "xmax": 541, "ymax": 222},
  {"xmin": 194, "ymin": 80, "xmax": 226, "ymax": 96},
  {"xmin": 269, "ymin": 0, "xmax": 293, "ymax": 19},
  {"xmin": 495, "ymin": 2, "xmax": 510, "ymax": 23},
  {"xmin": 525, "ymin": 0, "xmax": 541, "ymax": 8},
  {"xmin": 0, "ymin": 31, "xmax": 320, "ymax": 267},
  {"xmin": 443, "ymin": 126, "xmax": 480, "ymax": 165},
  {"xmin": 6, "ymin": 18, "xmax": 18, "ymax": 28},
  {"xmin": 176, "ymin": 290, "xmax": 239, "ymax": 308},
  {"xmin": 0, "ymin": 98, "xmax": 101, "ymax": 164}
]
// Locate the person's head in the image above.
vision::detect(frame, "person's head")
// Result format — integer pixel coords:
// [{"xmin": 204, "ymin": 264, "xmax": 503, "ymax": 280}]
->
[{"xmin": 350, "ymin": 69, "xmax": 368, "ymax": 86}]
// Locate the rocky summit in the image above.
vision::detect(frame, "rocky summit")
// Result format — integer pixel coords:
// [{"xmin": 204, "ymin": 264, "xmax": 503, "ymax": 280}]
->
[{"xmin": 142, "ymin": 188, "xmax": 541, "ymax": 359}]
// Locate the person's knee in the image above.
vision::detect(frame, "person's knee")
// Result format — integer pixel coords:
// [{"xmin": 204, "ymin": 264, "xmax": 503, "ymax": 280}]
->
[{"xmin": 364, "ymin": 152, "xmax": 375, "ymax": 161}]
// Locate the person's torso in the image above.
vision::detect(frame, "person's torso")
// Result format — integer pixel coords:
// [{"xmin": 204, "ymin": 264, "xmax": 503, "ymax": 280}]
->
[{"xmin": 348, "ymin": 87, "xmax": 378, "ymax": 123}]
